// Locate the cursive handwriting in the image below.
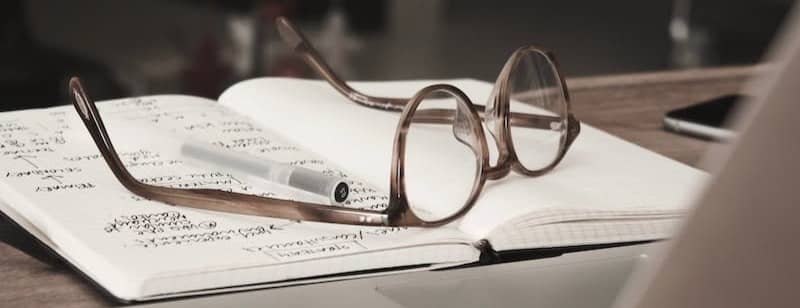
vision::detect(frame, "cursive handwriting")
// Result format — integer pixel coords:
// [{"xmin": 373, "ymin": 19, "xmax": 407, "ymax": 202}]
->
[{"xmin": 104, "ymin": 211, "xmax": 217, "ymax": 235}]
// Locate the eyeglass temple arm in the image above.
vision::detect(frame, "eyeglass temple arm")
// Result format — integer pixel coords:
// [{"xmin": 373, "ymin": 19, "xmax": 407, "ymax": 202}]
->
[
  {"xmin": 412, "ymin": 108, "xmax": 580, "ymax": 145},
  {"xmin": 70, "ymin": 78, "xmax": 143, "ymax": 192},
  {"xmin": 68, "ymin": 78, "xmax": 390, "ymax": 226},
  {"xmin": 276, "ymin": 17, "xmax": 411, "ymax": 111},
  {"xmin": 412, "ymin": 107, "xmax": 562, "ymax": 130}
]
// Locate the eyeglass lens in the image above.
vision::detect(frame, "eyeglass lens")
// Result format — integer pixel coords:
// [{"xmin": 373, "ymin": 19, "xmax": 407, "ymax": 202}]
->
[
  {"xmin": 507, "ymin": 49, "xmax": 569, "ymax": 171},
  {"xmin": 403, "ymin": 90, "xmax": 481, "ymax": 222}
]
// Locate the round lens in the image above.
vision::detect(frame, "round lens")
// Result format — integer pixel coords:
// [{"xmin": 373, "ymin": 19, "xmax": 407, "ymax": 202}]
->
[
  {"xmin": 507, "ymin": 49, "xmax": 568, "ymax": 171},
  {"xmin": 403, "ymin": 89, "xmax": 481, "ymax": 222}
]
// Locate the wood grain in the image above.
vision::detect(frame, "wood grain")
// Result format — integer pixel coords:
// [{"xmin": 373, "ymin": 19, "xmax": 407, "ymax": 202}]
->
[
  {"xmin": 0, "ymin": 66, "xmax": 754, "ymax": 306},
  {"xmin": 567, "ymin": 65, "xmax": 756, "ymax": 166}
]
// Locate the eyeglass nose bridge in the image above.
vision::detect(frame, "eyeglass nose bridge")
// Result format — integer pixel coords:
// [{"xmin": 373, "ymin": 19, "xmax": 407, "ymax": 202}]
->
[
  {"xmin": 480, "ymin": 91, "xmax": 520, "ymax": 179},
  {"xmin": 484, "ymin": 162, "xmax": 513, "ymax": 180},
  {"xmin": 480, "ymin": 103, "xmax": 514, "ymax": 181}
]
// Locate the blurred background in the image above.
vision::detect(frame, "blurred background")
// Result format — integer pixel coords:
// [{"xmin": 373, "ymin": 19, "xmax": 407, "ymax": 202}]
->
[{"xmin": 0, "ymin": 0, "xmax": 792, "ymax": 111}]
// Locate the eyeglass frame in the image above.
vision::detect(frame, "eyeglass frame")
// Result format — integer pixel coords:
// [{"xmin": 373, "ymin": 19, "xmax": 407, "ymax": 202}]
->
[{"xmin": 66, "ymin": 17, "xmax": 580, "ymax": 228}]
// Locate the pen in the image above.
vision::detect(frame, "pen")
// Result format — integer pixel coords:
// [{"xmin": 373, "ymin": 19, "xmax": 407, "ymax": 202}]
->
[{"xmin": 180, "ymin": 141, "xmax": 349, "ymax": 204}]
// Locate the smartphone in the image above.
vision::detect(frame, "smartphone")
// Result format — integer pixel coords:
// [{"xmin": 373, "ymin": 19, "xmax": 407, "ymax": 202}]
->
[{"xmin": 663, "ymin": 94, "xmax": 746, "ymax": 141}]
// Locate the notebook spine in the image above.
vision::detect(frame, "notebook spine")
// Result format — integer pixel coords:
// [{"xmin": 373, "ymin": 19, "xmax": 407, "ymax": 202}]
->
[{"xmin": 476, "ymin": 239, "xmax": 657, "ymax": 265}]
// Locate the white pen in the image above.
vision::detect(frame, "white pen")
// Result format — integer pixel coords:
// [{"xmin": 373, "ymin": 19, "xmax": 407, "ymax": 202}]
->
[{"xmin": 180, "ymin": 141, "xmax": 349, "ymax": 204}]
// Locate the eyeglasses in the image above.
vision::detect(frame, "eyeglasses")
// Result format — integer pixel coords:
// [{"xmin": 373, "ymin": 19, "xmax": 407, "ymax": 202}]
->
[{"xmin": 67, "ymin": 17, "xmax": 580, "ymax": 227}]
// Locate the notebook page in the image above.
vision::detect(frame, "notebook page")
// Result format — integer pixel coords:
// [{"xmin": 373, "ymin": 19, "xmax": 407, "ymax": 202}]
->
[
  {"xmin": 488, "ymin": 218, "xmax": 680, "ymax": 251},
  {"xmin": 0, "ymin": 96, "xmax": 476, "ymax": 300},
  {"xmin": 219, "ymin": 78, "xmax": 707, "ymax": 242}
]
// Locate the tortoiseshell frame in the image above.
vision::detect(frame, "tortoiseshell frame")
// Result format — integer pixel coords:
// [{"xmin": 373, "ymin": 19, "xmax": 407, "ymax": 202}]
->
[{"xmin": 66, "ymin": 17, "xmax": 580, "ymax": 228}]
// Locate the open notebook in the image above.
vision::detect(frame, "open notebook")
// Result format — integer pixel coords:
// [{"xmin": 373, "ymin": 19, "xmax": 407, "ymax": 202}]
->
[{"xmin": 0, "ymin": 78, "xmax": 705, "ymax": 302}]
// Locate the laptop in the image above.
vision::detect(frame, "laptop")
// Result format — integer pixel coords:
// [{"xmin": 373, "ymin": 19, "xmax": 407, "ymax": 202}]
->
[{"xmin": 614, "ymin": 5, "xmax": 800, "ymax": 308}]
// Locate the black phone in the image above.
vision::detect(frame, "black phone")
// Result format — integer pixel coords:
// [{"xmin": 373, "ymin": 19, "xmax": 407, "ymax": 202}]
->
[{"xmin": 663, "ymin": 94, "xmax": 746, "ymax": 141}]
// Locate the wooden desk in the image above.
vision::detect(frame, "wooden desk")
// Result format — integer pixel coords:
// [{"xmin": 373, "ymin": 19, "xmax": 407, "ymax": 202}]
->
[{"xmin": 0, "ymin": 66, "xmax": 757, "ymax": 307}]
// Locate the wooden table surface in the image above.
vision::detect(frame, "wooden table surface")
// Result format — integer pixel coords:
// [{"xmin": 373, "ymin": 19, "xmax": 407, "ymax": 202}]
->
[{"xmin": 0, "ymin": 66, "xmax": 759, "ymax": 307}]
